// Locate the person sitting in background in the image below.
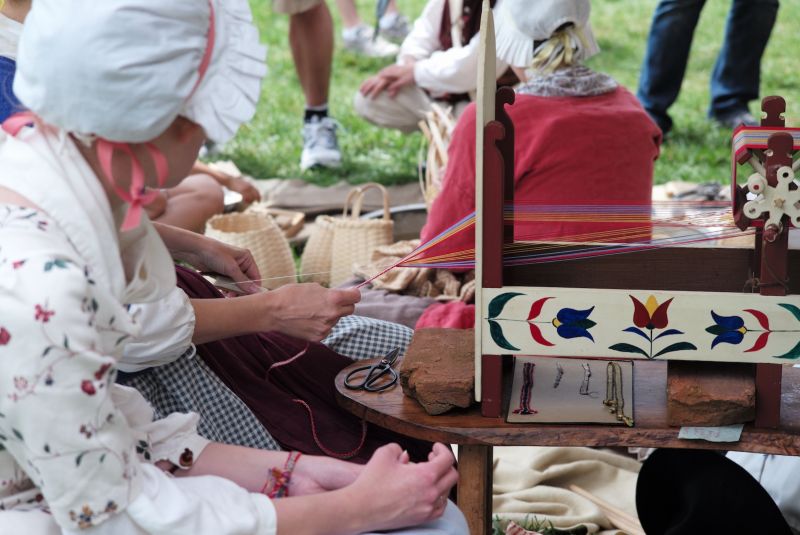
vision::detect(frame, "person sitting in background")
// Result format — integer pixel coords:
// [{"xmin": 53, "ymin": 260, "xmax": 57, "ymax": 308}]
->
[
  {"xmin": 415, "ymin": 0, "xmax": 661, "ymax": 329},
  {"xmin": 355, "ymin": 0, "xmax": 512, "ymax": 133},
  {"xmin": 421, "ymin": 0, "xmax": 661, "ymax": 256},
  {"xmin": 144, "ymin": 160, "xmax": 261, "ymax": 234}
]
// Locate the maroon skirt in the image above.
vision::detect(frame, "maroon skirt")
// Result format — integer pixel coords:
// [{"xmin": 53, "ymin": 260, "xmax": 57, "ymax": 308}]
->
[{"xmin": 175, "ymin": 266, "xmax": 432, "ymax": 463}]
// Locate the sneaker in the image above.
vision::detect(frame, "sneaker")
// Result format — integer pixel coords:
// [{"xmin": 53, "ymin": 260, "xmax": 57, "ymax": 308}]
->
[
  {"xmin": 378, "ymin": 12, "xmax": 410, "ymax": 42},
  {"xmin": 301, "ymin": 116, "xmax": 342, "ymax": 170},
  {"xmin": 342, "ymin": 24, "xmax": 399, "ymax": 58},
  {"xmin": 713, "ymin": 110, "xmax": 758, "ymax": 129}
]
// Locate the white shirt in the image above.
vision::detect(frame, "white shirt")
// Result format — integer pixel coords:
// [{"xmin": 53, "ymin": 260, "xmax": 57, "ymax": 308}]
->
[
  {"xmin": 399, "ymin": 0, "xmax": 509, "ymax": 95},
  {"xmin": 0, "ymin": 126, "xmax": 277, "ymax": 534},
  {"xmin": 0, "ymin": 13, "xmax": 21, "ymax": 59}
]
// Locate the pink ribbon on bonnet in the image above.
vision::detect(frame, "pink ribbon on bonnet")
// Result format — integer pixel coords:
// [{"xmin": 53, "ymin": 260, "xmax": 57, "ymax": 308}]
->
[{"xmin": 2, "ymin": 0, "xmax": 217, "ymax": 232}]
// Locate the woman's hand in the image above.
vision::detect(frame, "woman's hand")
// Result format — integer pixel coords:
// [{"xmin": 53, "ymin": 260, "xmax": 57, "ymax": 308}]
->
[
  {"xmin": 264, "ymin": 284, "xmax": 361, "ymax": 341},
  {"xmin": 224, "ymin": 175, "xmax": 261, "ymax": 205},
  {"xmin": 360, "ymin": 63, "xmax": 416, "ymax": 99},
  {"xmin": 344, "ymin": 443, "xmax": 458, "ymax": 532},
  {"xmin": 154, "ymin": 222, "xmax": 262, "ymax": 294},
  {"xmin": 288, "ymin": 454, "xmax": 363, "ymax": 496}
]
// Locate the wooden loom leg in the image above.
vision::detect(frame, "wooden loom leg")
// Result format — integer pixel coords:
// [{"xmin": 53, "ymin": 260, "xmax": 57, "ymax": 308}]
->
[
  {"xmin": 755, "ymin": 364, "xmax": 782, "ymax": 428},
  {"xmin": 481, "ymin": 355, "xmax": 503, "ymax": 417},
  {"xmin": 458, "ymin": 444, "xmax": 493, "ymax": 535}
]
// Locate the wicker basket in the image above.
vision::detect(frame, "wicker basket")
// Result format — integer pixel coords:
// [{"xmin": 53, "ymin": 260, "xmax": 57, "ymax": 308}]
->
[
  {"xmin": 329, "ymin": 183, "xmax": 394, "ymax": 287},
  {"xmin": 298, "ymin": 214, "xmax": 336, "ymax": 284},
  {"xmin": 246, "ymin": 203, "xmax": 306, "ymax": 238},
  {"xmin": 418, "ymin": 103, "xmax": 456, "ymax": 210},
  {"xmin": 205, "ymin": 212, "xmax": 296, "ymax": 290}
]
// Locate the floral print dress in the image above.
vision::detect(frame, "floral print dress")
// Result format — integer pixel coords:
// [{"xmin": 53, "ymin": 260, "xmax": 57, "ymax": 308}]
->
[{"xmin": 0, "ymin": 127, "xmax": 276, "ymax": 534}]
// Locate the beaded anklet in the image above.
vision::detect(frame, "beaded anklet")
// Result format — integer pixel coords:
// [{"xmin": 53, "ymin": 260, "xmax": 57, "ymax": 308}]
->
[{"xmin": 261, "ymin": 451, "xmax": 301, "ymax": 499}]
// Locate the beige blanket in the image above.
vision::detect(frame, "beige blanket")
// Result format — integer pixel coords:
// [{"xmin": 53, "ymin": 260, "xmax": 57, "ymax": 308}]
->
[{"xmin": 492, "ymin": 447, "xmax": 641, "ymax": 534}]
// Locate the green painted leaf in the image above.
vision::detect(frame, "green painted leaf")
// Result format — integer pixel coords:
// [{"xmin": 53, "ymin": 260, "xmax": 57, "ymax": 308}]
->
[
  {"xmin": 779, "ymin": 303, "xmax": 800, "ymax": 323},
  {"xmin": 609, "ymin": 343, "xmax": 649, "ymax": 357},
  {"xmin": 76, "ymin": 452, "xmax": 86, "ymax": 466},
  {"xmin": 43, "ymin": 444, "xmax": 50, "ymax": 453},
  {"xmin": 775, "ymin": 339, "xmax": 800, "ymax": 360},
  {"xmin": 488, "ymin": 320, "xmax": 519, "ymax": 351},
  {"xmin": 488, "ymin": 292, "xmax": 523, "ymax": 320},
  {"xmin": 654, "ymin": 341, "xmax": 698, "ymax": 358},
  {"xmin": 12, "ymin": 428, "xmax": 22, "ymax": 441},
  {"xmin": 100, "ymin": 454, "xmax": 106, "ymax": 463}
]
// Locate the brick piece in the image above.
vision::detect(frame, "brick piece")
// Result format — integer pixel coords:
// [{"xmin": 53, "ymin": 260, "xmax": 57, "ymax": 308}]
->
[
  {"xmin": 667, "ymin": 361, "xmax": 756, "ymax": 427},
  {"xmin": 399, "ymin": 328, "xmax": 475, "ymax": 415}
]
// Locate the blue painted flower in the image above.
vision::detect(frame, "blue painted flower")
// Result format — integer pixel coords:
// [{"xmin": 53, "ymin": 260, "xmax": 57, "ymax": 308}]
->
[
  {"xmin": 705, "ymin": 311, "xmax": 746, "ymax": 348},
  {"xmin": 552, "ymin": 307, "xmax": 596, "ymax": 342}
]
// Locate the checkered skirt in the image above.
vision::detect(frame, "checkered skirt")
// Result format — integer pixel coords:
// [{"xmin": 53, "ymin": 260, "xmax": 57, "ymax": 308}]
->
[{"xmin": 120, "ymin": 315, "xmax": 412, "ymax": 450}]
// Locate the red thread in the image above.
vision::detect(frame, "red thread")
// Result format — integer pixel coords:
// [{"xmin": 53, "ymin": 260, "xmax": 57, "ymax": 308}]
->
[{"xmin": 266, "ymin": 343, "xmax": 367, "ymax": 460}]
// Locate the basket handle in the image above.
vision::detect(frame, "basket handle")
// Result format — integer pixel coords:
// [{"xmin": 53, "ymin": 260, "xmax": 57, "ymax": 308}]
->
[{"xmin": 342, "ymin": 183, "xmax": 391, "ymax": 220}]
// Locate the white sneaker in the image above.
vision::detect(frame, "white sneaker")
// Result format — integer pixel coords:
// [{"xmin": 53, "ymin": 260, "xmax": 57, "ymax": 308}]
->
[
  {"xmin": 301, "ymin": 116, "xmax": 342, "ymax": 170},
  {"xmin": 379, "ymin": 13, "xmax": 410, "ymax": 42},
  {"xmin": 342, "ymin": 24, "xmax": 399, "ymax": 58}
]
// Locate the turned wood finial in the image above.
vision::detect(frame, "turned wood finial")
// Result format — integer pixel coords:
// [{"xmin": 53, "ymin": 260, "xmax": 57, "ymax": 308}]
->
[{"xmin": 761, "ymin": 96, "xmax": 786, "ymax": 127}]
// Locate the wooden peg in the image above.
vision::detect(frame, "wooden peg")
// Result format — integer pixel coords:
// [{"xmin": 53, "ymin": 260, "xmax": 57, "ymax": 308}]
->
[{"xmin": 761, "ymin": 96, "xmax": 786, "ymax": 127}]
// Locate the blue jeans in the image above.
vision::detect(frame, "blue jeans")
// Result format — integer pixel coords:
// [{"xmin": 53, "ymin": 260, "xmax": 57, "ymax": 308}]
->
[{"xmin": 637, "ymin": 0, "xmax": 779, "ymax": 133}]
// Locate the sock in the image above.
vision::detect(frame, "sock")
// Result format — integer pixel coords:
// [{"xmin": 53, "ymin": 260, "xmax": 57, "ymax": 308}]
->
[{"xmin": 304, "ymin": 104, "xmax": 328, "ymax": 123}]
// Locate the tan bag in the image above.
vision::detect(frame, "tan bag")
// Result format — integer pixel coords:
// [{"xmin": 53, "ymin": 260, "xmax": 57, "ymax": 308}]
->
[
  {"xmin": 329, "ymin": 183, "xmax": 394, "ymax": 287},
  {"xmin": 205, "ymin": 212, "xmax": 296, "ymax": 290}
]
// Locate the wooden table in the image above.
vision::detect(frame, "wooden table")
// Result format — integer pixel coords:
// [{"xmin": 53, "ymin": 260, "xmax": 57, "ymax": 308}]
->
[{"xmin": 336, "ymin": 360, "xmax": 800, "ymax": 534}]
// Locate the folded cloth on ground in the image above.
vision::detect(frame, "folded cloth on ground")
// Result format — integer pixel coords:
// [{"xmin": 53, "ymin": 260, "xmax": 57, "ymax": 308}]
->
[
  {"xmin": 493, "ymin": 446, "xmax": 640, "ymax": 534},
  {"xmin": 354, "ymin": 240, "xmax": 475, "ymax": 301}
]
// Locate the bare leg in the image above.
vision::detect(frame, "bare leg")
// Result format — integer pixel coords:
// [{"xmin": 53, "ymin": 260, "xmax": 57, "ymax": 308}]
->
[
  {"xmin": 289, "ymin": 2, "xmax": 333, "ymax": 108},
  {"xmin": 334, "ymin": 0, "xmax": 362, "ymax": 29},
  {"xmin": 153, "ymin": 174, "xmax": 225, "ymax": 234}
]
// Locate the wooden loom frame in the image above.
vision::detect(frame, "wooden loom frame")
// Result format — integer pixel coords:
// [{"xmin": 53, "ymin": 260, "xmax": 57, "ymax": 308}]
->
[{"xmin": 472, "ymin": 2, "xmax": 800, "ymax": 424}]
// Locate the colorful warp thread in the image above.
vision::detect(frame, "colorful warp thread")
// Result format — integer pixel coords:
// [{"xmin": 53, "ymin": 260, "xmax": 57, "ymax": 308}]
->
[{"xmin": 358, "ymin": 201, "xmax": 770, "ymax": 286}]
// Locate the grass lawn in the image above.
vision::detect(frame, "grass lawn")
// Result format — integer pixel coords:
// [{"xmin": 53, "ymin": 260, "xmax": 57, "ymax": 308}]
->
[{"xmin": 219, "ymin": 0, "xmax": 800, "ymax": 187}]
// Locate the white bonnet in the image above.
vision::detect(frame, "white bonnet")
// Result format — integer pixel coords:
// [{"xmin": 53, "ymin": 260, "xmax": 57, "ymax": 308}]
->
[
  {"xmin": 13, "ymin": 0, "xmax": 266, "ymax": 144},
  {"xmin": 494, "ymin": 0, "xmax": 600, "ymax": 68}
]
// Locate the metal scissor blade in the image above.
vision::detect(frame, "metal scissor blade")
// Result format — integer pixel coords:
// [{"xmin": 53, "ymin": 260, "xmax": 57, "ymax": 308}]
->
[{"xmin": 383, "ymin": 346, "xmax": 401, "ymax": 366}]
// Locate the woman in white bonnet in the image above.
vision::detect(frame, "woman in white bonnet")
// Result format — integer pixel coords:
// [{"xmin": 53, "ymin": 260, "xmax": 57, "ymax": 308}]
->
[
  {"xmin": 420, "ymin": 0, "xmax": 662, "ymax": 275},
  {"xmin": 0, "ymin": 0, "xmax": 467, "ymax": 533}
]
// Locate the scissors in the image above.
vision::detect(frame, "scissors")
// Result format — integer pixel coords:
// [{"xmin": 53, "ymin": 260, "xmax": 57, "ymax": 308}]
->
[{"xmin": 344, "ymin": 347, "xmax": 400, "ymax": 392}]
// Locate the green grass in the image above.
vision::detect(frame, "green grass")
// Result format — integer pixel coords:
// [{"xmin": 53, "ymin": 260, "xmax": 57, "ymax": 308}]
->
[{"xmin": 219, "ymin": 0, "xmax": 800, "ymax": 186}]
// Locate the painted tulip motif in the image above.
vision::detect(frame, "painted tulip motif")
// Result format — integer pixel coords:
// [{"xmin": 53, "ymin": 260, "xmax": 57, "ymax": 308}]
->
[
  {"xmin": 706, "ymin": 305, "xmax": 800, "ymax": 359},
  {"xmin": 486, "ymin": 293, "xmax": 596, "ymax": 350},
  {"xmin": 609, "ymin": 294, "xmax": 697, "ymax": 359},
  {"xmin": 631, "ymin": 295, "xmax": 672, "ymax": 330},
  {"xmin": 552, "ymin": 307, "xmax": 596, "ymax": 342},
  {"xmin": 706, "ymin": 311, "xmax": 747, "ymax": 348}
]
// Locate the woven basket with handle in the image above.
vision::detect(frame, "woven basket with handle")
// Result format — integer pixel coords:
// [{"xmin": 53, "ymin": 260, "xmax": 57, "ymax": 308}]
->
[
  {"xmin": 298, "ymin": 214, "xmax": 336, "ymax": 284},
  {"xmin": 329, "ymin": 183, "xmax": 394, "ymax": 287},
  {"xmin": 205, "ymin": 212, "xmax": 295, "ymax": 290}
]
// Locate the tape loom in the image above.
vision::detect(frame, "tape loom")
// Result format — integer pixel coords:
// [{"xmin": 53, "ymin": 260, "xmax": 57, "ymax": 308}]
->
[{"xmin": 378, "ymin": 2, "xmax": 799, "ymax": 427}]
